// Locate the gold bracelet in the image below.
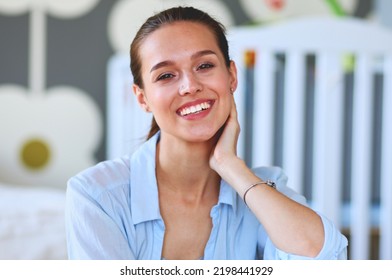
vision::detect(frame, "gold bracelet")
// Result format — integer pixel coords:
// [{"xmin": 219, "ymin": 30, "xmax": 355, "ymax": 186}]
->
[{"xmin": 243, "ymin": 180, "xmax": 276, "ymax": 207}]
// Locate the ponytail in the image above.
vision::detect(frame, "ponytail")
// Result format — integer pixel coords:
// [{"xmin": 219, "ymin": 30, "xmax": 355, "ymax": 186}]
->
[{"xmin": 146, "ymin": 117, "xmax": 160, "ymax": 140}]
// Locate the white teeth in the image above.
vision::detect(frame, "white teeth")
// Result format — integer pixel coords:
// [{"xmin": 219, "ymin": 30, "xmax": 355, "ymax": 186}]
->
[{"xmin": 180, "ymin": 102, "xmax": 211, "ymax": 116}]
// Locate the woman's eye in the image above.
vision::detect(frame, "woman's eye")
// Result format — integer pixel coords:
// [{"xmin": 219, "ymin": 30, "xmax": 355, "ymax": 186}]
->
[
  {"xmin": 198, "ymin": 63, "xmax": 214, "ymax": 70},
  {"xmin": 157, "ymin": 73, "xmax": 174, "ymax": 81}
]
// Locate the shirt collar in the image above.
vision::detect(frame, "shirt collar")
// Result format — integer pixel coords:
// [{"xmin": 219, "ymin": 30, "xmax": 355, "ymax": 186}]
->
[
  {"xmin": 218, "ymin": 180, "xmax": 238, "ymax": 211},
  {"xmin": 130, "ymin": 132, "xmax": 238, "ymax": 225}
]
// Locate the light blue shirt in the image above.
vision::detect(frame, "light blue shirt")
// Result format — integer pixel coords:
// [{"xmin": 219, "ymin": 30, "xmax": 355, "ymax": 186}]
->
[{"xmin": 65, "ymin": 133, "xmax": 348, "ymax": 260}]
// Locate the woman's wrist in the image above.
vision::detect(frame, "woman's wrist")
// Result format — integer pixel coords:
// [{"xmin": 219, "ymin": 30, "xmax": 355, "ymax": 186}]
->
[{"xmin": 215, "ymin": 157, "xmax": 262, "ymax": 196}]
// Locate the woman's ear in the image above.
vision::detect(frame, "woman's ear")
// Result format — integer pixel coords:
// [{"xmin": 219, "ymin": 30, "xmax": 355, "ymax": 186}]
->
[
  {"xmin": 229, "ymin": 60, "xmax": 238, "ymax": 93},
  {"xmin": 133, "ymin": 84, "xmax": 151, "ymax": 112}
]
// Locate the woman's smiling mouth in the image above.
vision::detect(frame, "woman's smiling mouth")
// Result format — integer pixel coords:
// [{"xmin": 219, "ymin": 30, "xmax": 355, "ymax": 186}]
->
[{"xmin": 177, "ymin": 100, "xmax": 213, "ymax": 117}]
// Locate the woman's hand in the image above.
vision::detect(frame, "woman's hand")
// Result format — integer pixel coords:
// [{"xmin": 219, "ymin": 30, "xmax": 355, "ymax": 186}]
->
[{"xmin": 209, "ymin": 95, "xmax": 241, "ymax": 175}]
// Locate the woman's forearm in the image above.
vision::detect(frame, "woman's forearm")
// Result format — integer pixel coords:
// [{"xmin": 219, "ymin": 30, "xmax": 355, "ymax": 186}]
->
[{"xmin": 217, "ymin": 157, "xmax": 324, "ymax": 258}]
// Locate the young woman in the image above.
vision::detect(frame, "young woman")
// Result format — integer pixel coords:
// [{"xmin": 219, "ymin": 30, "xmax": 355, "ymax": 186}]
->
[{"xmin": 65, "ymin": 6, "xmax": 348, "ymax": 260}]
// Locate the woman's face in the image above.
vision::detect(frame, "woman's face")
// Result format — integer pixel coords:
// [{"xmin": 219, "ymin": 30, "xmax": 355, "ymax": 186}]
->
[{"xmin": 134, "ymin": 21, "xmax": 237, "ymax": 143}]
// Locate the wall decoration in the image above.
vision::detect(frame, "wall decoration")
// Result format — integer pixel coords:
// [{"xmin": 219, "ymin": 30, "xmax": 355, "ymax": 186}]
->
[
  {"xmin": 0, "ymin": 0, "xmax": 102, "ymax": 188},
  {"xmin": 239, "ymin": 0, "xmax": 358, "ymax": 23},
  {"xmin": 0, "ymin": 0, "xmax": 99, "ymax": 17}
]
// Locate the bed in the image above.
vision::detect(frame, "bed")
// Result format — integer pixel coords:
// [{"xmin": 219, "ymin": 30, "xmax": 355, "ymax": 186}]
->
[{"xmin": 0, "ymin": 182, "xmax": 67, "ymax": 259}]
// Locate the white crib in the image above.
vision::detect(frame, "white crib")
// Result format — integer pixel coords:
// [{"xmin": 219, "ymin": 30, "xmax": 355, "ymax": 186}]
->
[{"xmin": 107, "ymin": 16, "xmax": 392, "ymax": 260}]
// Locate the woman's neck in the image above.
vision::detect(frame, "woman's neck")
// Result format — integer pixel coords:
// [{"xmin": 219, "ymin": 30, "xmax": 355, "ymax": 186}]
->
[{"xmin": 156, "ymin": 133, "xmax": 220, "ymax": 203}]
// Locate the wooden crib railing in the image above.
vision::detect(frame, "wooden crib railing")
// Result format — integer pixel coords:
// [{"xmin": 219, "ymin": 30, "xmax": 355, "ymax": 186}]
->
[{"xmin": 228, "ymin": 16, "xmax": 392, "ymax": 260}]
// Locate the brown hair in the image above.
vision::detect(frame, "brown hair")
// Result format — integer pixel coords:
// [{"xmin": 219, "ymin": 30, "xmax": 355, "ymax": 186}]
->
[{"xmin": 130, "ymin": 6, "xmax": 231, "ymax": 140}]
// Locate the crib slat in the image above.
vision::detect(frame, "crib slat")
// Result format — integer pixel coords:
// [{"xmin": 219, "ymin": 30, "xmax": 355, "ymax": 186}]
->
[
  {"xmin": 107, "ymin": 54, "xmax": 130, "ymax": 159},
  {"xmin": 350, "ymin": 54, "xmax": 373, "ymax": 259},
  {"xmin": 252, "ymin": 49, "xmax": 275, "ymax": 167},
  {"xmin": 312, "ymin": 52, "xmax": 344, "ymax": 228},
  {"xmin": 282, "ymin": 52, "xmax": 306, "ymax": 194},
  {"xmin": 380, "ymin": 55, "xmax": 392, "ymax": 260}
]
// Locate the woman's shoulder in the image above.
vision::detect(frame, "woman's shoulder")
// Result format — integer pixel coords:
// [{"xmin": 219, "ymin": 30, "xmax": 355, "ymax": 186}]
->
[{"xmin": 67, "ymin": 155, "xmax": 132, "ymax": 198}]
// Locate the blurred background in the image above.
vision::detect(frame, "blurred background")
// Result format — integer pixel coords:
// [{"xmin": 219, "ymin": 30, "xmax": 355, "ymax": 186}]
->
[{"xmin": 0, "ymin": 0, "xmax": 390, "ymax": 260}]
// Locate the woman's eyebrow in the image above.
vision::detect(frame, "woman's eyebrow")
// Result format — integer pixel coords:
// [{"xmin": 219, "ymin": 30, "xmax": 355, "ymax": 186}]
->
[
  {"xmin": 150, "ymin": 61, "xmax": 173, "ymax": 73},
  {"xmin": 191, "ymin": 49, "xmax": 217, "ymax": 60}
]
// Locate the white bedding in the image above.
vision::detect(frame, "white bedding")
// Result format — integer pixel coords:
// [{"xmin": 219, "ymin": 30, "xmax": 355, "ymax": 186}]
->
[{"xmin": 0, "ymin": 183, "xmax": 67, "ymax": 259}]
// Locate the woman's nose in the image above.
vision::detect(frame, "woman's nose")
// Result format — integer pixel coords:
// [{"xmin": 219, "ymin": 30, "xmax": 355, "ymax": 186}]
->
[{"xmin": 179, "ymin": 73, "xmax": 202, "ymax": 95}]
